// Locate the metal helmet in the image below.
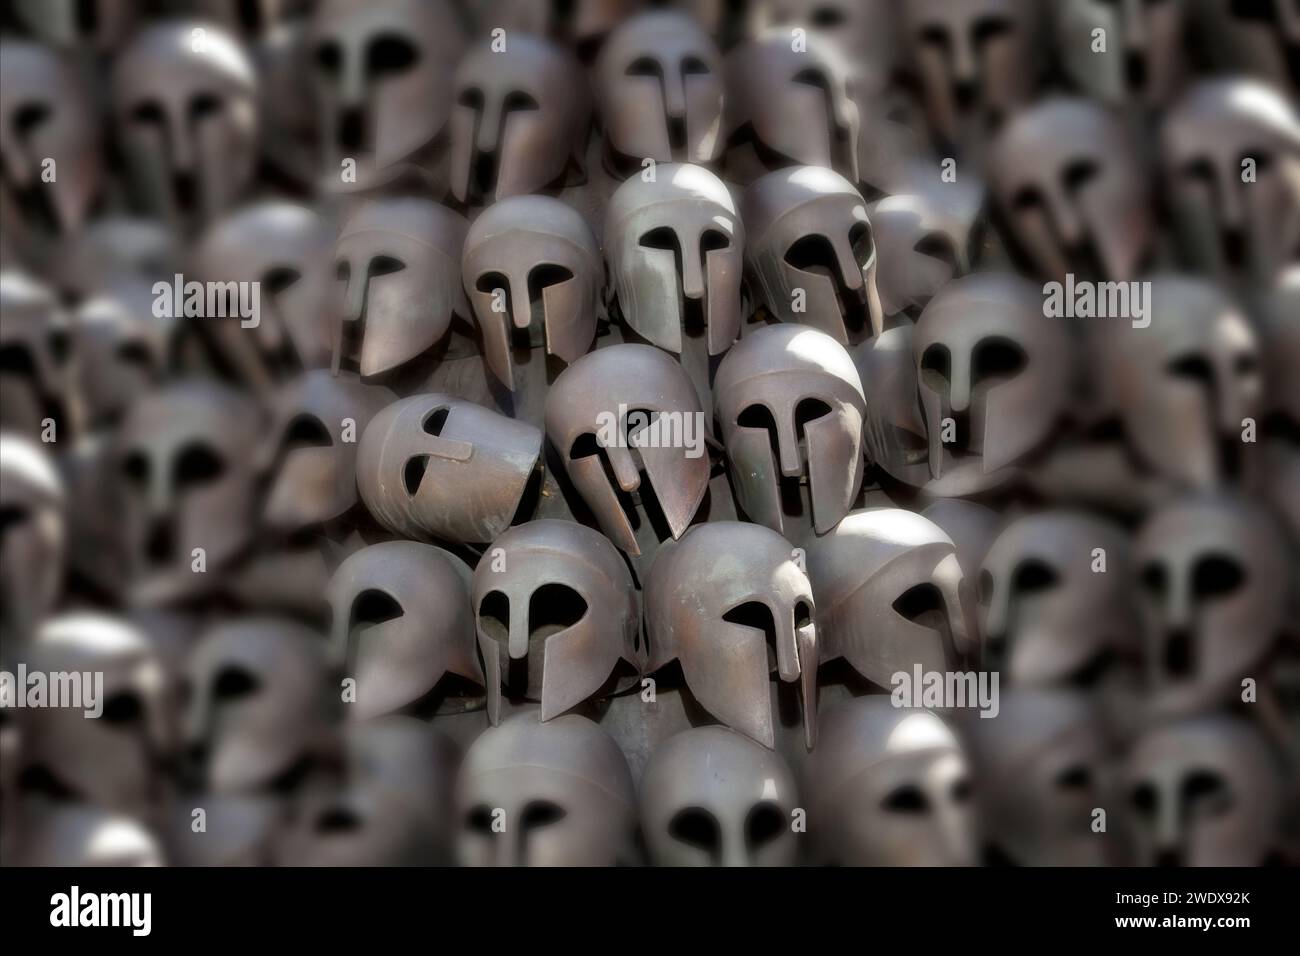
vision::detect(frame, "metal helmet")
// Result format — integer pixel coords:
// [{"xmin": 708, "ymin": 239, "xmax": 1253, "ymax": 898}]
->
[
  {"xmin": 605, "ymin": 164, "xmax": 744, "ymax": 355},
  {"xmin": 331, "ymin": 198, "xmax": 469, "ymax": 380},
  {"xmin": 308, "ymin": 0, "xmax": 466, "ymax": 183},
  {"xmin": 449, "ymin": 34, "xmax": 590, "ymax": 205},
  {"xmin": 644, "ymin": 521, "xmax": 818, "ymax": 750},
  {"xmin": 1096, "ymin": 275, "xmax": 1262, "ymax": 491},
  {"xmin": 1194, "ymin": 0, "xmax": 1300, "ymax": 94},
  {"xmin": 111, "ymin": 21, "xmax": 259, "ymax": 233},
  {"xmin": 21, "ymin": 613, "xmax": 170, "ymax": 818},
  {"xmin": 166, "ymin": 792, "xmax": 280, "ymax": 867},
  {"xmin": 456, "ymin": 711, "xmax": 637, "ymax": 866},
  {"xmin": 327, "ymin": 540, "xmax": 481, "ymax": 720},
  {"xmin": 259, "ymin": 370, "xmax": 395, "ymax": 534},
  {"xmin": 192, "ymin": 201, "xmax": 335, "ymax": 370},
  {"xmin": 639, "ymin": 725, "xmax": 799, "ymax": 866},
  {"xmin": 52, "ymin": 215, "xmax": 177, "ymax": 302},
  {"xmin": 867, "ymin": 192, "xmax": 977, "ymax": 320},
  {"xmin": 72, "ymin": 284, "xmax": 170, "ymax": 430},
  {"xmin": 11, "ymin": 0, "xmax": 136, "ymax": 52},
  {"xmin": 544, "ymin": 344, "xmax": 710, "ymax": 555},
  {"xmin": 857, "ymin": 322, "xmax": 933, "ymax": 489},
  {"xmin": 474, "ymin": 519, "xmax": 640, "ymax": 725},
  {"xmin": 1055, "ymin": 0, "xmax": 1188, "ymax": 108},
  {"xmin": 1160, "ymin": 78, "xmax": 1300, "ymax": 281},
  {"xmin": 900, "ymin": 0, "xmax": 1045, "ymax": 148},
  {"xmin": 1258, "ymin": 269, "xmax": 1300, "ymax": 537},
  {"xmin": 594, "ymin": 12, "xmax": 725, "ymax": 167},
  {"xmin": 980, "ymin": 511, "xmax": 1139, "ymax": 686},
  {"xmin": 724, "ymin": 30, "xmax": 860, "ymax": 180},
  {"xmin": 1124, "ymin": 714, "xmax": 1284, "ymax": 866},
  {"xmin": 913, "ymin": 272, "xmax": 1072, "ymax": 497},
  {"xmin": 468, "ymin": 0, "xmax": 636, "ymax": 56},
  {"xmin": 989, "ymin": 96, "xmax": 1152, "ymax": 282},
  {"xmin": 920, "ymin": 498, "xmax": 1002, "ymax": 586},
  {"xmin": 767, "ymin": 0, "xmax": 900, "ymax": 89},
  {"xmin": 0, "ymin": 41, "xmax": 102, "ymax": 240},
  {"xmin": 114, "ymin": 381, "xmax": 262, "ymax": 606},
  {"xmin": 743, "ymin": 165, "xmax": 883, "ymax": 345},
  {"xmin": 461, "ymin": 195, "xmax": 600, "ymax": 389},
  {"xmin": 276, "ymin": 716, "xmax": 460, "ymax": 866},
  {"xmin": 1133, "ymin": 495, "xmax": 1288, "ymax": 718},
  {"xmin": 16, "ymin": 805, "xmax": 163, "ymax": 867},
  {"xmin": 965, "ymin": 689, "xmax": 1117, "ymax": 866},
  {"xmin": 806, "ymin": 508, "xmax": 976, "ymax": 688},
  {"xmin": 0, "ymin": 434, "xmax": 64, "ymax": 642},
  {"xmin": 183, "ymin": 617, "xmax": 333, "ymax": 792},
  {"xmin": 804, "ymin": 698, "xmax": 976, "ymax": 866},
  {"xmin": 357, "ymin": 394, "xmax": 543, "ymax": 544},
  {"xmin": 0, "ymin": 272, "xmax": 73, "ymax": 440},
  {"xmin": 713, "ymin": 324, "xmax": 865, "ymax": 535}
]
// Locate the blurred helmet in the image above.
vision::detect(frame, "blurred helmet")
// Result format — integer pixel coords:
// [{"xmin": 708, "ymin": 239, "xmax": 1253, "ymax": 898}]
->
[
  {"xmin": 713, "ymin": 324, "xmax": 865, "ymax": 535},
  {"xmin": 1055, "ymin": 0, "xmax": 1188, "ymax": 107},
  {"xmin": 0, "ymin": 272, "xmax": 73, "ymax": 440},
  {"xmin": 989, "ymin": 96, "xmax": 1152, "ymax": 282},
  {"xmin": 73, "ymin": 284, "xmax": 170, "ymax": 429},
  {"xmin": 327, "ymin": 541, "xmax": 481, "ymax": 720},
  {"xmin": 857, "ymin": 322, "xmax": 933, "ymax": 489},
  {"xmin": 331, "ymin": 198, "xmax": 469, "ymax": 379},
  {"xmin": 867, "ymin": 192, "xmax": 976, "ymax": 320},
  {"xmin": 645, "ymin": 521, "xmax": 817, "ymax": 750},
  {"xmin": 605, "ymin": 164, "xmax": 743, "ymax": 356},
  {"xmin": 474, "ymin": 520, "xmax": 640, "ymax": 725},
  {"xmin": 545, "ymin": 344, "xmax": 710, "ymax": 555},
  {"xmin": 111, "ymin": 22, "xmax": 259, "ymax": 233},
  {"xmin": 1124, "ymin": 714, "xmax": 1284, "ymax": 866},
  {"xmin": 0, "ymin": 434, "xmax": 64, "ymax": 642},
  {"xmin": 456, "ymin": 712, "xmax": 637, "ymax": 866},
  {"xmin": 16, "ymin": 805, "xmax": 162, "ymax": 867},
  {"xmin": 1194, "ymin": 0, "xmax": 1300, "ymax": 94},
  {"xmin": 804, "ymin": 698, "xmax": 976, "ymax": 865},
  {"xmin": 11, "ymin": 0, "xmax": 136, "ymax": 52},
  {"xmin": 1133, "ymin": 495, "xmax": 1288, "ymax": 717},
  {"xmin": 357, "ymin": 394, "xmax": 543, "ymax": 544},
  {"xmin": 449, "ymin": 34, "xmax": 590, "ymax": 205},
  {"xmin": 640, "ymin": 725, "xmax": 799, "ymax": 866},
  {"xmin": 743, "ymin": 165, "xmax": 883, "ymax": 345},
  {"xmin": 806, "ymin": 508, "xmax": 977, "ymax": 689},
  {"xmin": 462, "ymin": 195, "xmax": 600, "ymax": 390},
  {"xmin": 594, "ymin": 12, "xmax": 725, "ymax": 167}
]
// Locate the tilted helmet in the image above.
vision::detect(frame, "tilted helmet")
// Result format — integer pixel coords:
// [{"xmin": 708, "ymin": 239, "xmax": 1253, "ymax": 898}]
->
[
  {"xmin": 1096, "ymin": 275, "xmax": 1262, "ymax": 491},
  {"xmin": 1160, "ymin": 78, "xmax": 1300, "ymax": 281},
  {"xmin": 980, "ymin": 511, "xmax": 1139, "ymax": 686},
  {"xmin": 183, "ymin": 617, "xmax": 333, "ymax": 792},
  {"xmin": 456, "ymin": 712, "xmax": 637, "ymax": 866},
  {"xmin": 111, "ymin": 21, "xmax": 259, "ymax": 233},
  {"xmin": 640, "ymin": 725, "xmax": 799, "ymax": 866},
  {"xmin": 743, "ymin": 165, "xmax": 883, "ymax": 345},
  {"xmin": 0, "ymin": 42, "xmax": 102, "ymax": 241},
  {"xmin": 713, "ymin": 324, "xmax": 865, "ymax": 536},
  {"xmin": 645, "ymin": 521, "xmax": 817, "ymax": 750},
  {"xmin": 900, "ymin": 0, "xmax": 1045, "ymax": 149},
  {"xmin": 989, "ymin": 96, "xmax": 1152, "ymax": 281},
  {"xmin": 807, "ymin": 508, "xmax": 976, "ymax": 689},
  {"xmin": 462, "ymin": 195, "xmax": 600, "ymax": 390},
  {"xmin": 308, "ymin": 0, "xmax": 465, "ymax": 189},
  {"xmin": 0, "ymin": 434, "xmax": 64, "ymax": 641},
  {"xmin": 20, "ymin": 613, "xmax": 170, "ymax": 818},
  {"xmin": 114, "ymin": 382, "xmax": 262, "ymax": 606},
  {"xmin": 965, "ymin": 689, "xmax": 1118, "ymax": 865},
  {"xmin": 867, "ymin": 192, "xmax": 977, "ymax": 320},
  {"xmin": 474, "ymin": 520, "xmax": 640, "ymax": 725},
  {"xmin": 857, "ymin": 322, "xmax": 933, "ymax": 489},
  {"xmin": 357, "ymin": 394, "xmax": 543, "ymax": 545},
  {"xmin": 804, "ymin": 698, "xmax": 976, "ymax": 866},
  {"xmin": 259, "ymin": 370, "xmax": 395, "ymax": 533},
  {"xmin": 327, "ymin": 541, "xmax": 481, "ymax": 720},
  {"xmin": 605, "ymin": 164, "xmax": 744, "ymax": 356},
  {"xmin": 0, "ymin": 272, "xmax": 73, "ymax": 440},
  {"xmin": 192, "ymin": 201, "xmax": 335, "ymax": 370},
  {"xmin": 724, "ymin": 30, "xmax": 860, "ymax": 180},
  {"xmin": 594, "ymin": 12, "xmax": 725, "ymax": 167},
  {"xmin": 1055, "ymin": 0, "xmax": 1188, "ymax": 108},
  {"xmin": 449, "ymin": 34, "xmax": 590, "ymax": 205},
  {"xmin": 1133, "ymin": 495, "xmax": 1288, "ymax": 718},
  {"xmin": 1123, "ymin": 715, "xmax": 1285, "ymax": 866},
  {"xmin": 913, "ymin": 272, "xmax": 1072, "ymax": 497},
  {"xmin": 545, "ymin": 344, "xmax": 710, "ymax": 555},
  {"xmin": 331, "ymin": 198, "xmax": 469, "ymax": 380}
]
